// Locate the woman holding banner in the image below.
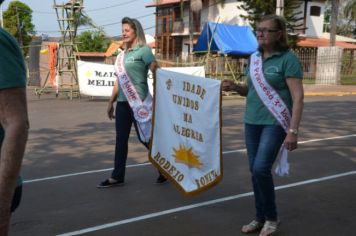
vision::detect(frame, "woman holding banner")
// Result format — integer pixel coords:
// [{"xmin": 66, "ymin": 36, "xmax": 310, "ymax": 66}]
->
[
  {"xmin": 223, "ymin": 15, "xmax": 304, "ymax": 235},
  {"xmin": 97, "ymin": 17, "xmax": 166, "ymax": 188}
]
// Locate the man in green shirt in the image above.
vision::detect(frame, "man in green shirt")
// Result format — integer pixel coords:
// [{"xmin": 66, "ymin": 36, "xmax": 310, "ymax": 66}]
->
[{"xmin": 0, "ymin": 2, "xmax": 29, "ymax": 234}]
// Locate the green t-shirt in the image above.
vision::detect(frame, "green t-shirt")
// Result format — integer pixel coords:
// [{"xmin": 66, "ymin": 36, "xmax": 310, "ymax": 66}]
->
[
  {"xmin": 244, "ymin": 50, "xmax": 303, "ymax": 125},
  {"xmin": 117, "ymin": 45, "xmax": 156, "ymax": 102},
  {"xmin": 0, "ymin": 28, "xmax": 26, "ymax": 90}
]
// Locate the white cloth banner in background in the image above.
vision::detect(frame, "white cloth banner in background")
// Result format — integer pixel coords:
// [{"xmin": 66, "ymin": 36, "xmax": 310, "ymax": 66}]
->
[
  {"xmin": 77, "ymin": 60, "xmax": 205, "ymax": 97},
  {"xmin": 150, "ymin": 69, "xmax": 222, "ymax": 195},
  {"xmin": 77, "ymin": 60, "xmax": 116, "ymax": 97}
]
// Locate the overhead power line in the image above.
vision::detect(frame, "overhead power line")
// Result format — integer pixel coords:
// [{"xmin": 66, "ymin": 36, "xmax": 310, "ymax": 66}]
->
[
  {"xmin": 36, "ymin": 12, "xmax": 154, "ymax": 33},
  {"xmin": 12, "ymin": 0, "xmax": 229, "ymax": 35},
  {"xmin": 5, "ymin": 0, "xmax": 143, "ymax": 14},
  {"xmin": 85, "ymin": 0, "xmax": 141, "ymax": 12}
]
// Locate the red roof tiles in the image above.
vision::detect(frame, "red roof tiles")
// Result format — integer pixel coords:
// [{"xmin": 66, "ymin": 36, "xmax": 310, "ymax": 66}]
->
[{"xmin": 297, "ymin": 37, "xmax": 356, "ymax": 49}]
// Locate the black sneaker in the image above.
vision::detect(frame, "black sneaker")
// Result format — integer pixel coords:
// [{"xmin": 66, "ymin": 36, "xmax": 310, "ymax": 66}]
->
[
  {"xmin": 155, "ymin": 174, "xmax": 167, "ymax": 184},
  {"xmin": 97, "ymin": 179, "xmax": 124, "ymax": 188}
]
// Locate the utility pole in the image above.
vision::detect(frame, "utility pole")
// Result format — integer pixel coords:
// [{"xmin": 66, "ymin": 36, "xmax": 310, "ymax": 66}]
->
[
  {"xmin": 189, "ymin": 6, "xmax": 193, "ymax": 56},
  {"xmin": 276, "ymin": 0, "xmax": 284, "ymax": 16},
  {"xmin": 330, "ymin": 0, "xmax": 339, "ymax": 46},
  {"xmin": 0, "ymin": 4, "xmax": 3, "ymax": 28},
  {"xmin": 15, "ymin": 6, "xmax": 23, "ymax": 48}
]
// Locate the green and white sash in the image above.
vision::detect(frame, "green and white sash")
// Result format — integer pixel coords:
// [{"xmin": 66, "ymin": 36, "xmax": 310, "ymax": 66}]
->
[
  {"xmin": 114, "ymin": 51, "xmax": 152, "ymax": 143},
  {"xmin": 250, "ymin": 52, "xmax": 291, "ymax": 176}
]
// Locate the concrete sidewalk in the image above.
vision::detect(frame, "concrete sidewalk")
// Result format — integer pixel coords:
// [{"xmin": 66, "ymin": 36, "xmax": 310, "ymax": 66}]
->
[
  {"xmin": 303, "ymin": 84, "xmax": 356, "ymax": 96},
  {"xmin": 223, "ymin": 84, "xmax": 356, "ymax": 99}
]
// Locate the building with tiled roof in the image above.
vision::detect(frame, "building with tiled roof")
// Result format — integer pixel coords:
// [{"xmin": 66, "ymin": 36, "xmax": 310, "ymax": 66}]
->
[{"xmin": 146, "ymin": 0, "xmax": 331, "ymax": 60}]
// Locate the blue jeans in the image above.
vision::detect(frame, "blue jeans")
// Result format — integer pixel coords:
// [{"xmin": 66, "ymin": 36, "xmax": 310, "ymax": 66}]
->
[
  {"xmin": 244, "ymin": 123, "xmax": 286, "ymax": 222},
  {"xmin": 111, "ymin": 102, "xmax": 148, "ymax": 181}
]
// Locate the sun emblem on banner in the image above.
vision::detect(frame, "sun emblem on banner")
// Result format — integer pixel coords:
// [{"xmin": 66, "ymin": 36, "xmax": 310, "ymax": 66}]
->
[{"xmin": 173, "ymin": 144, "xmax": 202, "ymax": 169}]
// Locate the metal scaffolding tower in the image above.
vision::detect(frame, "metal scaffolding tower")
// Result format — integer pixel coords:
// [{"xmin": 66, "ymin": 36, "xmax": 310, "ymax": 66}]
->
[
  {"xmin": 36, "ymin": 0, "xmax": 83, "ymax": 98},
  {"xmin": 54, "ymin": 0, "xmax": 83, "ymax": 98}
]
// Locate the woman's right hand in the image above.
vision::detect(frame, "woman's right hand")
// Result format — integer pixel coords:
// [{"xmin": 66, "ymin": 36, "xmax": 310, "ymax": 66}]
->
[{"xmin": 107, "ymin": 102, "xmax": 115, "ymax": 120}]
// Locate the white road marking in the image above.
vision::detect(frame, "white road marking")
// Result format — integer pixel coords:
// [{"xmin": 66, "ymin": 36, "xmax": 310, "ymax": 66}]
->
[
  {"xmin": 24, "ymin": 134, "xmax": 356, "ymax": 184},
  {"xmin": 57, "ymin": 170, "xmax": 356, "ymax": 236},
  {"xmin": 297, "ymin": 134, "xmax": 356, "ymax": 144}
]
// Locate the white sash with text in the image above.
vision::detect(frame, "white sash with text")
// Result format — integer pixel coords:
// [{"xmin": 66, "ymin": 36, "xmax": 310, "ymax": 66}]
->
[
  {"xmin": 114, "ymin": 51, "xmax": 152, "ymax": 143},
  {"xmin": 250, "ymin": 52, "xmax": 291, "ymax": 176}
]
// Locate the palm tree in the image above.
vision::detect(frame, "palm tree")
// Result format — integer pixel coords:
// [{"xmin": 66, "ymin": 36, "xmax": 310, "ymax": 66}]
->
[
  {"xmin": 71, "ymin": 1, "xmax": 104, "ymax": 37},
  {"xmin": 180, "ymin": 0, "xmax": 225, "ymax": 54},
  {"xmin": 330, "ymin": 0, "xmax": 340, "ymax": 46},
  {"xmin": 178, "ymin": 0, "xmax": 203, "ymax": 54},
  {"xmin": 344, "ymin": 0, "xmax": 356, "ymax": 19},
  {"xmin": 189, "ymin": 0, "xmax": 202, "ymax": 54},
  {"xmin": 344, "ymin": 0, "xmax": 356, "ymax": 35}
]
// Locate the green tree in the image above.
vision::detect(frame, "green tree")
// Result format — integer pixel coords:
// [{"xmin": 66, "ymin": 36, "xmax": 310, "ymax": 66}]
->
[
  {"xmin": 77, "ymin": 30, "xmax": 109, "ymax": 52},
  {"xmin": 237, "ymin": 0, "xmax": 305, "ymax": 31},
  {"xmin": 344, "ymin": 0, "xmax": 356, "ymax": 36},
  {"xmin": 324, "ymin": 0, "xmax": 355, "ymax": 38},
  {"xmin": 3, "ymin": 0, "xmax": 35, "ymax": 55},
  {"xmin": 61, "ymin": 1, "xmax": 104, "ymax": 38},
  {"xmin": 344, "ymin": 0, "xmax": 356, "ymax": 21},
  {"xmin": 237, "ymin": 0, "xmax": 305, "ymax": 46},
  {"xmin": 72, "ymin": 7, "xmax": 103, "ymax": 38}
]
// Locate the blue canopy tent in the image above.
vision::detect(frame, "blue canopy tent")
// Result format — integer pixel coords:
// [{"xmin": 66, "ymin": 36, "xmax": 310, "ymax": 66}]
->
[{"xmin": 193, "ymin": 22, "xmax": 258, "ymax": 56}]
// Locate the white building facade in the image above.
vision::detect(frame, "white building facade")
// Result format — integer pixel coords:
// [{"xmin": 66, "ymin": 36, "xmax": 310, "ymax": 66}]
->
[{"xmin": 147, "ymin": 0, "xmax": 327, "ymax": 60}]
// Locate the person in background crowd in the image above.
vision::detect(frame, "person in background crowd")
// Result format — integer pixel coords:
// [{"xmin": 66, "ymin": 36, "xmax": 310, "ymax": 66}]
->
[
  {"xmin": 97, "ymin": 17, "xmax": 166, "ymax": 188},
  {"xmin": 223, "ymin": 15, "xmax": 304, "ymax": 236}
]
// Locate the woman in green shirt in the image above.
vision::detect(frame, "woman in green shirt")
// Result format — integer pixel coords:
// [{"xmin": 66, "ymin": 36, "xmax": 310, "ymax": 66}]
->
[
  {"xmin": 97, "ymin": 17, "xmax": 166, "ymax": 188},
  {"xmin": 223, "ymin": 15, "xmax": 304, "ymax": 236}
]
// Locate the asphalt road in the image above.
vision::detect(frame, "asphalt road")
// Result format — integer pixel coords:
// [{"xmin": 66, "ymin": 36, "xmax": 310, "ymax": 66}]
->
[{"xmin": 9, "ymin": 93, "xmax": 356, "ymax": 236}]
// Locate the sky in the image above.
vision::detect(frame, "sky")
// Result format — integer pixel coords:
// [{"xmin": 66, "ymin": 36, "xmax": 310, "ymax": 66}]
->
[{"xmin": 1, "ymin": 0, "xmax": 156, "ymax": 37}]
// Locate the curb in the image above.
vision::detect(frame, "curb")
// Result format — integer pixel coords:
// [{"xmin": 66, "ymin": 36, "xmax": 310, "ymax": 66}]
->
[
  {"xmin": 222, "ymin": 95, "xmax": 245, "ymax": 100},
  {"xmin": 223, "ymin": 92, "xmax": 356, "ymax": 99},
  {"xmin": 304, "ymin": 92, "xmax": 356, "ymax": 96}
]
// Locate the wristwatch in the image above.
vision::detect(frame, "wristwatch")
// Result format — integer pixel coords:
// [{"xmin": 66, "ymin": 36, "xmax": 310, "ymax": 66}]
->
[{"xmin": 288, "ymin": 128, "xmax": 298, "ymax": 135}]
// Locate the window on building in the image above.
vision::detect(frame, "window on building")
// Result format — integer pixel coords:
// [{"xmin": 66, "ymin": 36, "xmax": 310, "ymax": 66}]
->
[
  {"xmin": 157, "ymin": 18, "xmax": 162, "ymax": 35},
  {"xmin": 174, "ymin": 6, "xmax": 181, "ymax": 19},
  {"xmin": 162, "ymin": 18, "xmax": 167, "ymax": 33},
  {"xmin": 310, "ymin": 6, "xmax": 321, "ymax": 16}
]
